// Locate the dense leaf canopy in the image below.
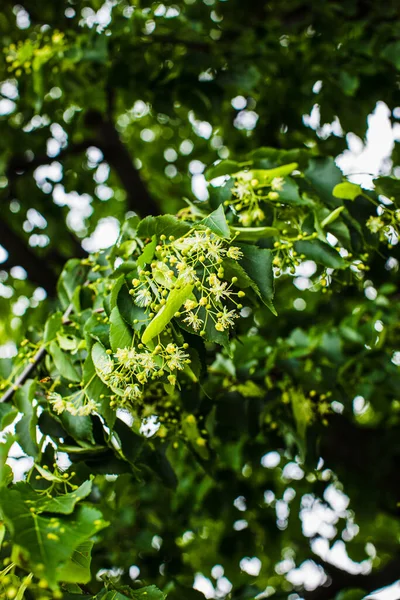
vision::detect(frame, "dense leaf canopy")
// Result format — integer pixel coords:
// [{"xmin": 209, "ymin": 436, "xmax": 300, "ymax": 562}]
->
[{"xmin": 1, "ymin": 2, "xmax": 400, "ymax": 600}]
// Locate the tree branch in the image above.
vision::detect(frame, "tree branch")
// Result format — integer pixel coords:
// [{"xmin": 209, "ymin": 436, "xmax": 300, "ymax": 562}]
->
[
  {"xmin": 302, "ymin": 555, "xmax": 400, "ymax": 600},
  {"xmin": 85, "ymin": 110, "xmax": 159, "ymax": 217}
]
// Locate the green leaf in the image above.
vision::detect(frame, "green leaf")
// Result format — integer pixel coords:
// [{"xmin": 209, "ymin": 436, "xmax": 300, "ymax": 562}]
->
[
  {"xmin": 0, "ymin": 403, "xmax": 18, "ymax": 429},
  {"xmin": 137, "ymin": 215, "xmax": 191, "ymax": 239},
  {"xmin": 110, "ymin": 306, "xmax": 133, "ymax": 352},
  {"xmin": 49, "ymin": 341, "xmax": 80, "ymax": 382},
  {"xmin": 0, "ymin": 486, "xmax": 108, "ymax": 588},
  {"xmin": 117, "ymin": 283, "xmax": 149, "ymax": 331},
  {"xmin": 83, "ymin": 355, "xmax": 115, "ymax": 427},
  {"xmin": 12, "ymin": 480, "xmax": 92, "ymax": 514},
  {"xmin": 205, "ymin": 159, "xmax": 241, "ymax": 180},
  {"xmin": 231, "ymin": 226, "xmax": 279, "ymax": 241},
  {"xmin": 15, "ymin": 572, "xmax": 33, "ymax": 600},
  {"xmin": 222, "ymin": 257, "xmax": 262, "ymax": 294},
  {"xmin": 333, "ymin": 182, "xmax": 362, "ymax": 200},
  {"xmin": 112, "ymin": 418, "xmax": 145, "ymax": 468},
  {"xmin": 381, "ymin": 41, "xmax": 400, "ymax": 70},
  {"xmin": 15, "ymin": 380, "xmax": 38, "ymax": 458},
  {"xmin": 56, "ymin": 540, "xmax": 94, "ymax": 584},
  {"xmin": 84, "ymin": 313, "xmax": 110, "ymax": 348},
  {"xmin": 234, "ymin": 163, "xmax": 298, "ymax": 183},
  {"xmin": 200, "ymin": 204, "xmax": 230, "ymax": 238},
  {"xmin": 142, "ymin": 282, "xmax": 194, "ymax": 344},
  {"xmin": 294, "ymin": 240, "xmax": 346, "ymax": 269},
  {"xmin": 278, "ymin": 177, "xmax": 311, "ymax": 206},
  {"xmin": 110, "ymin": 275, "xmax": 126, "ymax": 310},
  {"xmin": 127, "ymin": 586, "xmax": 166, "ymax": 599},
  {"xmin": 91, "ymin": 342, "xmax": 113, "ymax": 385},
  {"xmin": 97, "ymin": 585, "xmax": 165, "ymax": 600},
  {"xmin": 305, "ymin": 157, "xmax": 343, "ymax": 207},
  {"xmin": 237, "ymin": 245, "xmax": 276, "ymax": 314},
  {"xmin": 34, "ymin": 464, "xmax": 65, "ymax": 483},
  {"xmin": 339, "ymin": 71, "xmax": 359, "ymax": 96},
  {"xmin": 321, "ymin": 206, "xmax": 345, "ymax": 228},
  {"xmin": 374, "ymin": 176, "xmax": 400, "ymax": 206},
  {"xmin": 137, "ymin": 236, "xmax": 157, "ymax": 268},
  {"xmin": 60, "ymin": 408, "xmax": 95, "ymax": 444},
  {"xmin": 44, "ymin": 312, "xmax": 63, "ymax": 343},
  {"xmin": 57, "ymin": 259, "xmax": 87, "ymax": 311},
  {"xmin": 0, "ymin": 435, "xmax": 15, "ymax": 487},
  {"xmin": 291, "ymin": 388, "xmax": 313, "ymax": 443},
  {"xmin": 335, "ymin": 589, "xmax": 366, "ymax": 600}
]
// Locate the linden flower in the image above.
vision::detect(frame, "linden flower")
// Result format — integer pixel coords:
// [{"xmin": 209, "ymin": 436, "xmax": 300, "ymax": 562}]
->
[
  {"xmin": 65, "ymin": 401, "xmax": 79, "ymax": 416},
  {"xmin": 227, "ymin": 246, "xmax": 243, "ymax": 260},
  {"xmin": 109, "ymin": 372, "xmax": 125, "ymax": 387},
  {"xmin": 271, "ymin": 177, "xmax": 284, "ymax": 191},
  {"xmin": 251, "ymin": 206, "xmax": 265, "ymax": 222},
  {"xmin": 184, "ymin": 299, "xmax": 197, "ymax": 311},
  {"xmin": 216, "ymin": 306, "xmax": 238, "ymax": 330},
  {"xmin": 124, "ymin": 385, "xmax": 142, "ymax": 400},
  {"xmin": 115, "ymin": 348, "xmax": 135, "ymax": 368},
  {"xmin": 174, "ymin": 233, "xmax": 206, "ymax": 255},
  {"xmin": 134, "ymin": 287, "xmax": 152, "ymax": 307},
  {"xmin": 238, "ymin": 211, "xmax": 252, "ymax": 226},
  {"xmin": 206, "ymin": 238, "xmax": 224, "ymax": 260},
  {"xmin": 208, "ymin": 273, "xmax": 229, "ymax": 301},
  {"xmin": 48, "ymin": 392, "xmax": 65, "ymax": 415},
  {"xmin": 166, "ymin": 347, "xmax": 190, "ymax": 371},
  {"xmin": 78, "ymin": 399, "xmax": 98, "ymax": 416},
  {"xmin": 137, "ymin": 352, "xmax": 156, "ymax": 372},
  {"xmin": 179, "ymin": 265, "xmax": 197, "ymax": 284},
  {"xmin": 234, "ymin": 181, "xmax": 252, "ymax": 200},
  {"xmin": 366, "ymin": 216, "xmax": 384, "ymax": 233},
  {"xmin": 183, "ymin": 311, "xmax": 203, "ymax": 331}
]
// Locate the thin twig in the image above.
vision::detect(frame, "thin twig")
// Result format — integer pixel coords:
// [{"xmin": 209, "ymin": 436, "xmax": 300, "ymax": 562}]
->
[{"xmin": 0, "ymin": 304, "xmax": 73, "ymax": 404}]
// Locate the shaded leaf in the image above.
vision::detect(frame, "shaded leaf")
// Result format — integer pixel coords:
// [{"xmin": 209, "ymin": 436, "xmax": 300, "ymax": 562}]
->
[
  {"xmin": 237, "ymin": 245, "xmax": 276, "ymax": 314},
  {"xmin": 294, "ymin": 240, "xmax": 346, "ymax": 269}
]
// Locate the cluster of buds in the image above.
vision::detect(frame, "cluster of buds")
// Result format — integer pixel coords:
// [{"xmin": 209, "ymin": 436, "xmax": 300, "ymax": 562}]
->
[
  {"xmin": 224, "ymin": 174, "xmax": 285, "ymax": 225},
  {"xmin": 105, "ymin": 341, "xmax": 191, "ymax": 406},
  {"xmin": 48, "ymin": 390, "xmax": 98, "ymax": 417},
  {"xmin": 366, "ymin": 209, "xmax": 400, "ymax": 246},
  {"xmin": 130, "ymin": 228, "xmax": 246, "ymax": 336},
  {"xmin": 272, "ymin": 232, "xmax": 318, "ymax": 276}
]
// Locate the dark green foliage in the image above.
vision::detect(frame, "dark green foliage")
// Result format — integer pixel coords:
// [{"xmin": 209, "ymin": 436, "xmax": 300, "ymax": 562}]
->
[{"xmin": 1, "ymin": 3, "xmax": 400, "ymax": 600}]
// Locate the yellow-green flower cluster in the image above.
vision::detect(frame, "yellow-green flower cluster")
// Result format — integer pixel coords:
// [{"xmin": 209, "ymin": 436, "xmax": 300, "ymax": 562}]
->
[
  {"xmin": 130, "ymin": 228, "xmax": 246, "ymax": 336},
  {"xmin": 48, "ymin": 391, "xmax": 98, "ymax": 417},
  {"xmin": 104, "ymin": 342, "xmax": 190, "ymax": 406},
  {"xmin": 366, "ymin": 210, "xmax": 400, "ymax": 246},
  {"xmin": 225, "ymin": 175, "xmax": 284, "ymax": 225}
]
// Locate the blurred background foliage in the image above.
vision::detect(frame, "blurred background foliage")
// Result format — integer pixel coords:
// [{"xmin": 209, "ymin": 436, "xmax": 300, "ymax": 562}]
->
[{"xmin": 1, "ymin": 1, "xmax": 400, "ymax": 600}]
